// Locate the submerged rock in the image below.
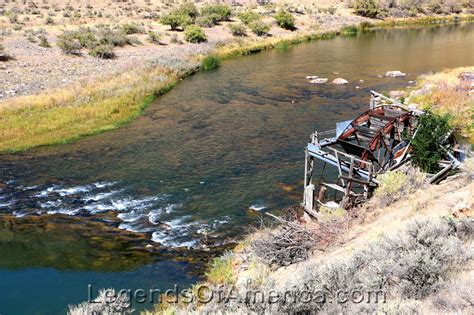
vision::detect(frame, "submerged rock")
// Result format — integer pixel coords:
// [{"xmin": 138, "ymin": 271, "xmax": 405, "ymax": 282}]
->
[
  {"xmin": 306, "ymin": 75, "xmax": 319, "ymax": 80},
  {"xmin": 386, "ymin": 70, "xmax": 407, "ymax": 77},
  {"xmin": 333, "ymin": 78, "xmax": 348, "ymax": 85},
  {"xmin": 310, "ymin": 78, "xmax": 328, "ymax": 84}
]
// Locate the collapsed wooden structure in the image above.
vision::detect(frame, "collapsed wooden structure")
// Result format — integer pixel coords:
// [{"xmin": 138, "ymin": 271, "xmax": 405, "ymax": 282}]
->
[{"xmin": 303, "ymin": 91, "xmax": 462, "ymax": 216}]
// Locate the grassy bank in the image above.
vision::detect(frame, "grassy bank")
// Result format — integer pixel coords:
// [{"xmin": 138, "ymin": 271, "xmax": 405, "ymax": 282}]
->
[
  {"xmin": 406, "ymin": 66, "xmax": 474, "ymax": 143},
  {"xmin": 1, "ymin": 15, "xmax": 473, "ymax": 153}
]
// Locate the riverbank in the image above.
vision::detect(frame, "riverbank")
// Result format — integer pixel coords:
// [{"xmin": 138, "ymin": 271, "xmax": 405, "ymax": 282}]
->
[{"xmin": 1, "ymin": 8, "xmax": 474, "ymax": 152}]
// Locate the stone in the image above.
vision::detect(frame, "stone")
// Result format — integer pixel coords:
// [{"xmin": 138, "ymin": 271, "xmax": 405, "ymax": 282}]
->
[
  {"xmin": 389, "ymin": 90, "xmax": 406, "ymax": 99},
  {"xmin": 306, "ymin": 75, "xmax": 318, "ymax": 80},
  {"xmin": 333, "ymin": 78, "xmax": 348, "ymax": 85},
  {"xmin": 459, "ymin": 72, "xmax": 474, "ymax": 82},
  {"xmin": 310, "ymin": 78, "xmax": 328, "ymax": 84},
  {"xmin": 386, "ymin": 70, "xmax": 407, "ymax": 77}
]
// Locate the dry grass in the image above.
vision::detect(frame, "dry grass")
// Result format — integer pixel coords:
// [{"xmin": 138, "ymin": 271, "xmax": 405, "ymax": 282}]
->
[
  {"xmin": 408, "ymin": 66, "xmax": 474, "ymax": 142},
  {"xmin": 0, "ymin": 65, "xmax": 178, "ymax": 152}
]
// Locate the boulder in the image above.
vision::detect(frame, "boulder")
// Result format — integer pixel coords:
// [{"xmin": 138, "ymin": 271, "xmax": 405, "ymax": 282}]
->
[
  {"xmin": 333, "ymin": 78, "xmax": 348, "ymax": 85},
  {"xmin": 310, "ymin": 78, "xmax": 328, "ymax": 84},
  {"xmin": 386, "ymin": 70, "xmax": 407, "ymax": 77},
  {"xmin": 306, "ymin": 75, "xmax": 318, "ymax": 80},
  {"xmin": 389, "ymin": 90, "xmax": 406, "ymax": 99}
]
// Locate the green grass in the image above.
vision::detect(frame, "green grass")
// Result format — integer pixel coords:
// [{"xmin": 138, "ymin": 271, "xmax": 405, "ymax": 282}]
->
[{"xmin": 205, "ymin": 251, "xmax": 234, "ymax": 285}]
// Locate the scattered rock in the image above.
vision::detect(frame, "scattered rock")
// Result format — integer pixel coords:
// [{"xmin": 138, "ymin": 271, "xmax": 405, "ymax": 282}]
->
[
  {"xmin": 333, "ymin": 78, "xmax": 348, "ymax": 85},
  {"xmin": 389, "ymin": 90, "xmax": 406, "ymax": 99},
  {"xmin": 459, "ymin": 72, "xmax": 474, "ymax": 82},
  {"xmin": 310, "ymin": 78, "xmax": 328, "ymax": 84},
  {"xmin": 408, "ymin": 80, "xmax": 416, "ymax": 84},
  {"xmin": 386, "ymin": 70, "xmax": 406, "ymax": 77}
]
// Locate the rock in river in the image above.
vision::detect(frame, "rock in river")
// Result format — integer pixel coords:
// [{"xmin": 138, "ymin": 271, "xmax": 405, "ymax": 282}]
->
[
  {"xmin": 386, "ymin": 70, "xmax": 406, "ymax": 77},
  {"xmin": 310, "ymin": 78, "xmax": 328, "ymax": 84},
  {"xmin": 333, "ymin": 78, "xmax": 348, "ymax": 85}
]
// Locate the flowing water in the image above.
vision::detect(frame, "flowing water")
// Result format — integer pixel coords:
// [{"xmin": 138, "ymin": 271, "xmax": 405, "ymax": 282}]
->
[{"xmin": 1, "ymin": 23, "xmax": 473, "ymax": 314}]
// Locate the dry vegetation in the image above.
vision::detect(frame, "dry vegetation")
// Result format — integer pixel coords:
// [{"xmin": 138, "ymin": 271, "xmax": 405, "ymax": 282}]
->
[{"xmin": 406, "ymin": 66, "xmax": 474, "ymax": 143}]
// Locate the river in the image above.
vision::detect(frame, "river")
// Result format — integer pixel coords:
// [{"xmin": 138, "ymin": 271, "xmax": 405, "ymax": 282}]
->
[{"xmin": 1, "ymin": 22, "xmax": 473, "ymax": 314}]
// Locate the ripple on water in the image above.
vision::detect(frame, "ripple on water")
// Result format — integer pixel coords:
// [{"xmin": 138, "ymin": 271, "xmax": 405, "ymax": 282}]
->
[{"xmin": 0, "ymin": 180, "xmax": 231, "ymax": 248}]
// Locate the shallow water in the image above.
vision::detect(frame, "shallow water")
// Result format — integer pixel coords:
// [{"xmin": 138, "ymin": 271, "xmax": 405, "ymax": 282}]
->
[{"xmin": 1, "ymin": 23, "xmax": 474, "ymax": 314}]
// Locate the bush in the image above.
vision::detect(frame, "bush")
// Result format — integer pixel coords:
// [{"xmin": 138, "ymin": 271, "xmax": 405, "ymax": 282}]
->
[
  {"xmin": 410, "ymin": 112, "xmax": 452, "ymax": 173},
  {"xmin": 38, "ymin": 35, "xmax": 51, "ymax": 48},
  {"xmin": 228, "ymin": 23, "xmax": 247, "ymax": 37},
  {"xmin": 160, "ymin": 13, "xmax": 191, "ymax": 31},
  {"xmin": 341, "ymin": 25, "xmax": 358, "ymax": 35},
  {"xmin": 274, "ymin": 9, "xmax": 296, "ymax": 30},
  {"xmin": 200, "ymin": 4, "xmax": 232, "ymax": 22},
  {"xmin": 249, "ymin": 20, "xmax": 270, "ymax": 36},
  {"xmin": 97, "ymin": 27, "xmax": 129, "ymax": 47},
  {"xmin": 57, "ymin": 33, "xmax": 82, "ymax": 55},
  {"xmin": 120, "ymin": 23, "xmax": 143, "ymax": 35},
  {"xmin": 0, "ymin": 44, "xmax": 13, "ymax": 61},
  {"xmin": 89, "ymin": 44, "xmax": 115, "ymax": 59},
  {"xmin": 195, "ymin": 15, "xmax": 219, "ymax": 27},
  {"xmin": 353, "ymin": 0, "xmax": 384, "ymax": 18},
  {"xmin": 238, "ymin": 10, "xmax": 261, "ymax": 25},
  {"xmin": 147, "ymin": 31, "xmax": 161, "ymax": 44},
  {"xmin": 205, "ymin": 252, "xmax": 234, "ymax": 285},
  {"xmin": 184, "ymin": 25, "xmax": 207, "ymax": 43},
  {"xmin": 201, "ymin": 55, "xmax": 220, "ymax": 71}
]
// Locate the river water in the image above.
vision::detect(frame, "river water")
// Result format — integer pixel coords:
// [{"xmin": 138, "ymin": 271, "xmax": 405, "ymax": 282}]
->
[{"xmin": 1, "ymin": 22, "xmax": 473, "ymax": 314}]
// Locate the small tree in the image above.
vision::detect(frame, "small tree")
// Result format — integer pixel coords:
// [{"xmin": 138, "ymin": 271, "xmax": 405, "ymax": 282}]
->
[
  {"xmin": 176, "ymin": 1, "xmax": 198, "ymax": 20},
  {"xmin": 410, "ymin": 112, "xmax": 452, "ymax": 173},
  {"xmin": 274, "ymin": 9, "xmax": 295, "ymax": 30},
  {"xmin": 184, "ymin": 25, "xmax": 207, "ymax": 43},
  {"xmin": 161, "ymin": 13, "xmax": 191, "ymax": 31},
  {"xmin": 200, "ymin": 4, "xmax": 232, "ymax": 22},
  {"xmin": 249, "ymin": 20, "xmax": 270, "ymax": 36}
]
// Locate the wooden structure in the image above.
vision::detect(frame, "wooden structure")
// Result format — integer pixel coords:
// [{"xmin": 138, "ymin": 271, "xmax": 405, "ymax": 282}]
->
[{"xmin": 303, "ymin": 91, "xmax": 420, "ymax": 214}]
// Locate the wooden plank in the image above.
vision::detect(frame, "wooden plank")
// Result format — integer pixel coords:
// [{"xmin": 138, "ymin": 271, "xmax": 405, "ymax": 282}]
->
[{"xmin": 321, "ymin": 182, "xmax": 346, "ymax": 193}]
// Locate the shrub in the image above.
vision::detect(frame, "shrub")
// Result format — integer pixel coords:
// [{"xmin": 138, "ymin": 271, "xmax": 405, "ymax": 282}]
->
[
  {"xmin": 341, "ymin": 25, "xmax": 358, "ymax": 35},
  {"xmin": 410, "ymin": 112, "xmax": 452, "ymax": 173},
  {"xmin": 0, "ymin": 44, "xmax": 13, "ymax": 61},
  {"xmin": 238, "ymin": 10, "xmax": 261, "ymax": 25},
  {"xmin": 353, "ymin": 0, "xmax": 384, "ymax": 18},
  {"xmin": 38, "ymin": 35, "xmax": 51, "ymax": 48},
  {"xmin": 200, "ymin": 4, "xmax": 232, "ymax": 22},
  {"xmin": 97, "ymin": 27, "xmax": 129, "ymax": 47},
  {"xmin": 228, "ymin": 23, "xmax": 247, "ymax": 37},
  {"xmin": 205, "ymin": 252, "xmax": 234, "ymax": 285},
  {"xmin": 195, "ymin": 15, "xmax": 219, "ymax": 27},
  {"xmin": 160, "ymin": 13, "xmax": 191, "ymax": 31},
  {"xmin": 183, "ymin": 25, "xmax": 207, "ymax": 43},
  {"xmin": 89, "ymin": 44, "xmax": 115, "ymax": 59},
  {"xmin": 201, "ymin": 55, "xmax": 220, "ymax": 71},
  {"xmin": 120, "ymin": 23, "xmax": 143, "ymax": 35},
  {"xmin": 44, "ymin": 16, "xmax": 54, "ymax": 25},
  {"xmin": 147, "ymin": 31, "xmax": 161, "ymax": 44},
  {"xmin": 274, "ymin": 9, "xmax": 296, "ymax": 30},
  {"xmin": 249, "ymin": 20, "xmax": 270, "ymax": 36},
  {"xmin": 57, "ymin": 33, "xmax": 82, "ymax": 55}
]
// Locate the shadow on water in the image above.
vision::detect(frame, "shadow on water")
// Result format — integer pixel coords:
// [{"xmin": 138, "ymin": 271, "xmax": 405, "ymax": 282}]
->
[{"xmin": 0, "ymin": 22, "xmax": 473, "ymax": 314}]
